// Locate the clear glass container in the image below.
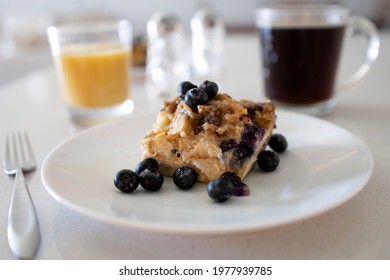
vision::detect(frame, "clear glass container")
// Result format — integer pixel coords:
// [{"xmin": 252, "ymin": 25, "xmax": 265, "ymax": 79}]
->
[
  {"xmin": 145, "ymin": 13, "xmax": 191, "ymax": 99},
  {"xmin": 191, "ymin": 8, "xmax": 225, "ymax": 83}
]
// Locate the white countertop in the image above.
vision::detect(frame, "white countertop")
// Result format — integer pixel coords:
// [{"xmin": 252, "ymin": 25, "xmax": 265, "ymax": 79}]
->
[{"xmin": 0, "ymin": 33, "xmax": 389, "ymax": 260}]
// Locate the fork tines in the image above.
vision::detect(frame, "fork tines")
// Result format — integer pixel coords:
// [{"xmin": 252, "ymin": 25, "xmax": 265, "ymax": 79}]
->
[{"xmin": 4, "ymin": 131, "xmax": 36, "ymax": 175}]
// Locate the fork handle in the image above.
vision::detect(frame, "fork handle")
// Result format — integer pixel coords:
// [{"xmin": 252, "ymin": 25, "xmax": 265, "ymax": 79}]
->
[{"xmin": 7, "ymin": 168, "xmax": 41, "ymax": 259}]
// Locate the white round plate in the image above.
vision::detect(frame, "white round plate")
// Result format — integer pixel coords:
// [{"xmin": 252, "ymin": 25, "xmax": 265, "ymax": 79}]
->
[{"xmin": 41, "ymin": 110, "xmax": 373, "ymax": 234}]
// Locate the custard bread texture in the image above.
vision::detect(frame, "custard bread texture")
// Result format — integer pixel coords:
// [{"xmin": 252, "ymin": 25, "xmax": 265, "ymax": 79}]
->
[{"xmin": 140, "ymin": 94, "xmax": 276, "ymax": 182}]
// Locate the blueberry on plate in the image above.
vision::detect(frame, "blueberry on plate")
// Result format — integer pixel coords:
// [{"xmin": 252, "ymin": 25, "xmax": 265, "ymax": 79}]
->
[
  {"xmin": 177, "ymin": 81, "xmax": 197, "ymax": 99},
  {"xmin": 199, "ymin": 80, "xmax": 218, "ymax": 100},
  {"xmin": 139, "ymin": 167, "xmax": 164, "ymax": 191},
  {"xmin": 221, "ymin": 172, "xmax": 250, "ymax": 196},
  {"xmin": 207, "ymin": 177, "xmax": 234, "ymax": 203},
  {"xmin": 135, "ymin": 158, "xmax": 158, "ymax": 175},
  {"xmin": 113, "ymin": 169, "xmax": 139, "ymax": 193},
  {"xmin": 257, "ymin": 150, "xmax": 280, "ymax": 172},
  {"xmin": 184, "ymin": 88, "xmax": 209, "ymax": 108},
  {"xmin": 268, "ymin": 134, "xmax": 288, "ymax": 153},
  {"xmin": 173, "ymin": 166, "xmax": 198, "ymax": 190}
]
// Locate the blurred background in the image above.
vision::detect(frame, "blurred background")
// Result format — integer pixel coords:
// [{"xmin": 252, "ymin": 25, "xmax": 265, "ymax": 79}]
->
[{"xmin": 1, "ymin": 0, "xmax": 389, "ymax": 85}]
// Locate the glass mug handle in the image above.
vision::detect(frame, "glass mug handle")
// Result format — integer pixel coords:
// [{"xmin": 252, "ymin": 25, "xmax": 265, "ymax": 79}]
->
[{"xmin": 337, "ymin": 16, "xmax": 380, "ymax": 91}]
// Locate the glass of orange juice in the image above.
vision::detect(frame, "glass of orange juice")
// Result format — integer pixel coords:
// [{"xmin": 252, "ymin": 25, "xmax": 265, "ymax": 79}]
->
[{"xmin": 47, "ymin": 20, "xmax": 133, "ymax": 125}]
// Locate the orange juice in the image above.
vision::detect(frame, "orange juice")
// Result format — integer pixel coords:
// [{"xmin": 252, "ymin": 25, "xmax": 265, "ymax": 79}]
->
[{"xmin": 56, "ymin": 43, "xmax": 131, "ymax": 108}]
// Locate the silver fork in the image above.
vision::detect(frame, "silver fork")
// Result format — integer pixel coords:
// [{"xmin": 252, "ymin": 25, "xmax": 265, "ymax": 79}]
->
[{"xmin": 3, "ymin": 132, "xmax": 41, "ymax": 259}]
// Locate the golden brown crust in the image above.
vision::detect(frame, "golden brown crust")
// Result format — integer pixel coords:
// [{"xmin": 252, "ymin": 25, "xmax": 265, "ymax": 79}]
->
[{"xmin": 140, "ymin": 94, "xmax": 276, "ymax": 182}]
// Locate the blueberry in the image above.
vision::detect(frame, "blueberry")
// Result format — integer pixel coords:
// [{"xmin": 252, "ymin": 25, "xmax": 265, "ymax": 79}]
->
[
  {"xmin": 268, "ymin": 134, "xmax": 288, "ymax": 153},
  {"xmin": 221, "ymin": 172, "xmax": 250, "ymax": 196},
  {"xmin": 220, "ymin": 139, "xmax": 237, "ymax": 152},
  {"xmin": 242, "ymin": 124, "xmax": 263, "ymax": 143},
  {"xmin": 113, "ymin": 169, "xmax": 139, "ymax": 193},
  {"xmin": 173, "ymin": 166, "xmax": 198, "ymax": 190},
  {"xmin": 199, "ymin": 80, "xmax": 218, "ymax": 100},
  {"xmin": 207, "ymin": 177, "xmax": 234, "ymax": 203},
  {"xmin": 135, "ymin": 158, "xmax": 158, "ymax": 175},
  {"xmin": 177, "ymin": 81, "xmax": 197, "ymax": 99},
  {"xmin": 233, "ymin": 142, "xmax": 254, "ymax": 162},
  {"xmin": 184, "ymin": 88, "xmax": 209, "ymax": 108},
  {"xmin": 139, "ymin": 167, "xmax": 164, "ymax": 191},
  {"xmin": 257, "ymin": 150, "xmax": 279, "ymax": 172}
]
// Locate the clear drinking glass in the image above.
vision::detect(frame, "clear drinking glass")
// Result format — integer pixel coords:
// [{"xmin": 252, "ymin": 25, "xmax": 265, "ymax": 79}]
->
[
  {"xmin": 47, "ymin": 20, "xmax": 133, "ymax": 125},
  {"xmin": 145, "ymin": 13, "xmax": 191, "ymax": 99},
  {"xmin": 191, "ymin": 7, "xmax": 226, "ymax": 84}
]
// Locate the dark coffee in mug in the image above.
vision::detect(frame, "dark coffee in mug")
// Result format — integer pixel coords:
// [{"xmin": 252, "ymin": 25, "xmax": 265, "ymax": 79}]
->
[
  {"xmin": 256, "ymin": 2, "xmax": 379, "ymax": 116},
  {"xmin": 258, "ymin": 25, "xmax": 345, "ymax": 105}
]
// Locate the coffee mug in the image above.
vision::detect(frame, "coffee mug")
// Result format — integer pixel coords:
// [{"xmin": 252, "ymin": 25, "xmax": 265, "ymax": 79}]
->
[{"xmin": 256, "ymin": 1, "xmax": 380, "ymax": 116}]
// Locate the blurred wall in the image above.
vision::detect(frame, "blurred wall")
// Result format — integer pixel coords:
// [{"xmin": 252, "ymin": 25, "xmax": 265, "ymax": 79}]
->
[{"xmin": 0, "ymin": 0, "xmax": 389, "ymax": 35}]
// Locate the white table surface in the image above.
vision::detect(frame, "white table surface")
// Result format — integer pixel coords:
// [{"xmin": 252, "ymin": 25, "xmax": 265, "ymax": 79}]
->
[{"xmin": 0, "ymin": 32, "xmax": 389, "ymax": 260}]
